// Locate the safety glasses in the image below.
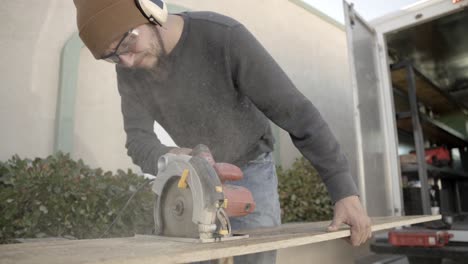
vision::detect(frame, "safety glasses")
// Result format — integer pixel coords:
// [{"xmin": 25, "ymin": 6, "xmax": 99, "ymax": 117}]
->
[{"xmin": 101, "ymin": 28, "xmax": 140, "ymax": 64}]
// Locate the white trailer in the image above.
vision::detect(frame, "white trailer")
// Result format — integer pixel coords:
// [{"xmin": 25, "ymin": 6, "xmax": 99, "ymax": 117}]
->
[{"xmin": 343, "ymin": 0, "xmax": 468, "ymax": 220}]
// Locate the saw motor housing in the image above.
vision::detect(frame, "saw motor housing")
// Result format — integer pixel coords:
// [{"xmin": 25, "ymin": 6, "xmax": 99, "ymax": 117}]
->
[{"xmin": 152, "ymin": 145, "xmax": 256, "ymax": 241}]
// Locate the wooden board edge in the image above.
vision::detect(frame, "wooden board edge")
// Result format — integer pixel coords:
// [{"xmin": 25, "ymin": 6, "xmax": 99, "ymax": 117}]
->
[{"xmin": 107, "ymin": 215, "xmax": 442, "ymax": 264}]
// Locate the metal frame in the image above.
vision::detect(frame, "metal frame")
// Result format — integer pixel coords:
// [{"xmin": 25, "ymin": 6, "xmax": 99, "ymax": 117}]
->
[
  {"xmin": 371, "ymin": 0, "xmax": 468, "ymax": 33},
  {"xmin": 343, "ymin": 1, "xmax": 367, "ymax": 209},
  {"xmin": 402, "ymin": 61, "xmax": 431, "ymax": 214},
  {"xmin": 344, "ymin": 1, "xmax": 403, "ymax": 216}
]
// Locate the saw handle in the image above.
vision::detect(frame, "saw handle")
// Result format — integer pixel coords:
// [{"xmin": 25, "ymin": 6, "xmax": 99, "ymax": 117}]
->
[
  {"xmin": 191, "ymin": 144, "xmax": 215, "ymax": 166},
  {"xmin": 192, "ymin": 145, "xmax": 244, "ymax": 182},
  {"xmin": 213, "ymin": 163, "xmax": 243, "ymax": 182}
]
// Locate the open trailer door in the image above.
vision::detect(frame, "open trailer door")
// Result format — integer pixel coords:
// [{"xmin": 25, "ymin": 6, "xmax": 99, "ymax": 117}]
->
[{"xmin": 343, "ymin": 1, "xmax": 401, "ymax": 217}]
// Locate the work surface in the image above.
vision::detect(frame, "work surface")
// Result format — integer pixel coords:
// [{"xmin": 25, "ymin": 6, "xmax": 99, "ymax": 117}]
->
[{"xmin": 0, "ymin": 215, "xmax": 440, "ymax": 264}]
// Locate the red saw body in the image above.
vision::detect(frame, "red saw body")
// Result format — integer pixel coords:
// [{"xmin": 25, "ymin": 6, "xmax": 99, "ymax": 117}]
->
[{"xmin": 194, "ymin": 146, "xmax": 256, "ymax": 218}]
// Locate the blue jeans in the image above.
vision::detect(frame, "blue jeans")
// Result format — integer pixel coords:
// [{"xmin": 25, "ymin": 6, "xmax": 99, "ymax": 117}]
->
[{"xmin": 228, "ymin": 152, "xmax": 282, "ymax": 263}]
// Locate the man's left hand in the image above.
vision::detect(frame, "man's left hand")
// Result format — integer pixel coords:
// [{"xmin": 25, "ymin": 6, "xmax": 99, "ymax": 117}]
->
[{"xmin": 327, "ymin": 195, "xmax": 372, "ymax": 246}]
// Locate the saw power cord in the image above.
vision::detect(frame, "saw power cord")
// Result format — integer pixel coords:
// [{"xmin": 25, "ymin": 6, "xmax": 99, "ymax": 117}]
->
[{"xmin": 100, "ymin": 178, "xmax": 154, "ymax": 238}]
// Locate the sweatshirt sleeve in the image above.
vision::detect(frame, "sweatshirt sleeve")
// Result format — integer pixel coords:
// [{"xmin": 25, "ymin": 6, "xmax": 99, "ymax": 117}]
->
[
  {"xmin": 116, "ymin": 68, "xmax": 172, "ymax": 175},
  {"xmin": 227, "ymin": 24, "xmax": 359, "ymax": 203}
]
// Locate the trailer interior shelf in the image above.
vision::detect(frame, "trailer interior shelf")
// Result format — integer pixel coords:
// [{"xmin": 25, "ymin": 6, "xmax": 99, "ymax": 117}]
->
[
  {"xmin": 390, "ymin": 61, "xmax": 468, "ymax": 215},
  {"xmin": 391, "ymin": 65, "xmax": 467, "ymax": 115},
  {"xmin": 397, "ymin": 114, "xmax": 468, "ymax": 147},
  {"xmin": 401, "ymin": 163, "xmax": 468, "ymax": 180},
  {"xmin": 391, "ymin": 63, "xmax": 468, "ymax": 148}
]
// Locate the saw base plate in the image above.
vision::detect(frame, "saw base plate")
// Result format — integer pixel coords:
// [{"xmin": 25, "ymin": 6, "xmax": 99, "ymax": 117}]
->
[{"xmin": 150, "ymin": 233, "xmax": 249, "ymax": 243}]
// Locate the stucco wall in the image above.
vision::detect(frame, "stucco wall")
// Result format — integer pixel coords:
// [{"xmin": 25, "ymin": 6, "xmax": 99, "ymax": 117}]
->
[
  {"xmin": 1, "ymin": 0, "xmax": 356, "ymax": 178},
  {"xmin": 0, "ymin": 1, "xmax": 76, "ymax": 161},
  {"xmin": 74, "ymin": 51, "xmax": 137, "ymax": 171},
  {"xmin": 1, "ymin": 1, "xmax": 365, "ymax": 262}
]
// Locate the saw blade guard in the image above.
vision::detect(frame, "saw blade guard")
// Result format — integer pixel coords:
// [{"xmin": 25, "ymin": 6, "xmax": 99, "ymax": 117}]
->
[{"xmin": 153, "ymin": 153, "xmax": 227, "ymax": 239}]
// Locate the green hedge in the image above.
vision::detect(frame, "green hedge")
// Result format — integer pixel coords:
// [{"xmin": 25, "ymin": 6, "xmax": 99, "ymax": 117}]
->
[
  {"xmin": 0, "ymin": 153, "xmax": 332, "ymax": 243},
  {"xmin": 277, "ymin": 157, "xmax": 333, "ymax": 223},
  {"xmin": 0, "ymin": 153, "xmax": 154, "ymax": 244}
]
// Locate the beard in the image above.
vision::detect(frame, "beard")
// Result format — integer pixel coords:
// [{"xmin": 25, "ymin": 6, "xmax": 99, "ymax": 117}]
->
[
  {"xmin": 150, "ymin": 40, "xmax": 170, "ymax": 69},
  {"xmin": 134, "ymin": 25, "xmax": 172, "ymax": 73},
  {"xmin": 131, "ymin": 39, "xmax": 164, "ymax": 68},
  {"xmin": 143, "ymin": 25, "xmax": 173, "ymax": 79}
]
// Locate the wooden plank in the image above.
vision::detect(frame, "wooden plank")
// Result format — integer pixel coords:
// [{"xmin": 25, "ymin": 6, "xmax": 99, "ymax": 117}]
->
[
  {"xmin": 392, "ymin": 67, "xmax": 463, "ymax": 115},
  {"xmin": 393, "ymin": 90, "xmax": 411, "ymax": 113},
  {"xmin": 0, "ymin": 215, "xmax": 440, "ymax": 264}
]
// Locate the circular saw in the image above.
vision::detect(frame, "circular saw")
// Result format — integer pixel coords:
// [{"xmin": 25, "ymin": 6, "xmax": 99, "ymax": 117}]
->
[{"xmin": 152, "ymin": 145, "xmax": 256, "ymax": 242}]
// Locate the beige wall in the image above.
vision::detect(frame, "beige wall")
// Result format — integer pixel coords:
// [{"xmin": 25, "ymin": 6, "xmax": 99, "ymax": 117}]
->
[
  {"xmin": 75, "ymin": 0, "xmax": 356, "ymax": 174},
  {"xmin": 1, "ymin": 0, "xmax": 355, "ymax": 174},
  {"xmin": 1, "ymin": 1, "xmax": 364, "ymax": 262},
  {"xmin": 0, "ymin": 1, "xmax": 139, "ymax": 172},
  {"xmin": 74, "ymin": 48, "xmax": 139, "ymax": 171},
  {"xmin": 0, "ymin": 1, "xmax": 76, "ymax": 161},
  {"xmin": 1, "ymin": 0, "xmax": 355, "ymax": 175}
]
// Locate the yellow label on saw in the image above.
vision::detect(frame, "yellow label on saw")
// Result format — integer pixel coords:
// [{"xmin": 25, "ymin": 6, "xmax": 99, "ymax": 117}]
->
[
  {"xmin": 219, "ymin": 230, "xmax": 229, "ymax": 236},
  {"xmin": 178, "ymin": 169, "xmax": 189, "ymax": 189}
]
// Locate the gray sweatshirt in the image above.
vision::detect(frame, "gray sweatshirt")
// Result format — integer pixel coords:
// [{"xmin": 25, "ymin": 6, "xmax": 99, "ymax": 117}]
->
[{"xmin": 116, "ymin": 11, "xmax": 358, "ymax": 202}]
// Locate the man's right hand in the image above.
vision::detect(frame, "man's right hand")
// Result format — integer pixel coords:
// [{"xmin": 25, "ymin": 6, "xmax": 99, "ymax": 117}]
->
[
  {"xmin": 327, "ymin": 195, "xmax": 372, "ymax": 246},
  {"xmin": 168, "ymin": 148, "xmax": 193, "ymax": 155}
]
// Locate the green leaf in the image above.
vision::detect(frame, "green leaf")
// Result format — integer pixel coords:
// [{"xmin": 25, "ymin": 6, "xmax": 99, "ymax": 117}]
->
[{"xmin": 39, "ymin": 205, "xmax": 48, "ymax": 214}]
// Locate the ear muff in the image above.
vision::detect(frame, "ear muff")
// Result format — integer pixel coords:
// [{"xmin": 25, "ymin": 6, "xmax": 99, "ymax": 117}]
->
[{"xmin": 135, "ymin": 0, "xmax": 168, "ymax": 26}]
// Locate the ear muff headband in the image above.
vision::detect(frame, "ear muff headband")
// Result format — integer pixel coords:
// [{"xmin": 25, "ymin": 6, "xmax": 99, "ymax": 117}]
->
[{"xmin": 135, "ymin": 0, "xmax": 168, "ymax": 26}]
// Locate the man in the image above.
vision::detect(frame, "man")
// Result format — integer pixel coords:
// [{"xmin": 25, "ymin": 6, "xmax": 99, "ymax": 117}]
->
[{"xmin": 74, "ymin": 0, "xmax": 371, "ymax": 262}]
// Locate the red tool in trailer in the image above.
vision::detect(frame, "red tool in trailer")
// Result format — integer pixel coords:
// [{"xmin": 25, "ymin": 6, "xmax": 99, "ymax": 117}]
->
[{"xmin": 389, "ymin": 229, "xmax": 453, "ymax": 247}]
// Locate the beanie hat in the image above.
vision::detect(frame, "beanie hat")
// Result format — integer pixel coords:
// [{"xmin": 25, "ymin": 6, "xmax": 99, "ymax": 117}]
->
[{"xmin": 74, "ymin": 0, "xmax": 148, "ymax": 59}]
